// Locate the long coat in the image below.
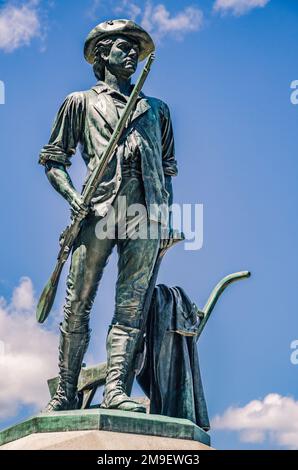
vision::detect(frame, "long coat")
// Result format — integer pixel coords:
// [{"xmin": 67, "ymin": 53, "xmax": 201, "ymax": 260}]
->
[{"xmin": 137, "ymin": 284, "xmax": 210, "ymax": 431}]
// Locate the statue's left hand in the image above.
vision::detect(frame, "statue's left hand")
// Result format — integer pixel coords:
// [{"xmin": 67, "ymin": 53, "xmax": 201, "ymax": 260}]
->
[
  {"xmin": 160, "ymin": 227, "xmax": 175, "ymax": 251},
  {"xmin": 160, "ymin": 228, "xmax": 185, "ymax": 251}
]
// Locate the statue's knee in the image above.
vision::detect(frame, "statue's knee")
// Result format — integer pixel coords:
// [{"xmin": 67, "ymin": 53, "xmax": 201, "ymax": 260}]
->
[
  {"xmin": 62, "ymin": 315, "xmax": 90, "ymax": 334},
  {"xmin": 63, "ymin": 297, "xmax": 92, "ymax": 332},
  {"xmin": 112, "ymin": 306, "xmax": 143, "ymax": 329}
]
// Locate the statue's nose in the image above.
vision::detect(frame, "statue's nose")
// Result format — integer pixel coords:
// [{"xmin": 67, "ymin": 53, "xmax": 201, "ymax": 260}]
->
[{"xmin": 129, "ymin": 48, "xmax": 138, "ymax": 59}]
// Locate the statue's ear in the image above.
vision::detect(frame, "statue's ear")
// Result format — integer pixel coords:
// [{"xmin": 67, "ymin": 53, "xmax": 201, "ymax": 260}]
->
[
  {"xmin": 100, "ymin": 53, "xmax": 108, "ymax": 63},
  {"xmin": 99, "ymin": 49, "xmax": 109, "ymax": 64}
]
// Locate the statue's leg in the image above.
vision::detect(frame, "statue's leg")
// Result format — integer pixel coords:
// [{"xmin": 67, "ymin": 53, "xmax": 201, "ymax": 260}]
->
[
  {"xmin": 101, "ymin": 207, "xmax": 161, "ymax": 412},
  {"xmin": 45, "ymin": 214, "xmax": 115, "ymax": 412}
]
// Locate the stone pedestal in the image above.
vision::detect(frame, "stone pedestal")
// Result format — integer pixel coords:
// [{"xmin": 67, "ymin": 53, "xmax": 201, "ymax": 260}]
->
[{"xmin": 0, "ymin": 409, "xmax": 211, "ymax": 450}]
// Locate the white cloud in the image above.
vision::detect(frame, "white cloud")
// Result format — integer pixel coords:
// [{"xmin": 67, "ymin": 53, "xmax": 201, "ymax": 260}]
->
[
  {"xmin": 114, "ymin": 0, "xmax": 142, "ymax": 21},
  {"xmin": 213, "ymin": 0, "xmax": 270, "ymax": 16},
  {"xmin": 212, "ymin": 394, "xmax": 298, "ymax": 449},
  {"xmin": 89, "ymin": 1, "xmax": 203, "ymax": 42},
  {"xmin": 0, "ymin": 277, "xmax": 58, "ymax": 419},
  {"xmin": 141, "ymin": 3, "xmax": 203, "ymax": 41},
  {"xmin": 11, "ymin": 276, "xmax": 34, "ymax": 310},
  {"xmin": 0, "ymin": 1, "xmax": 42, "ymax": 53}
]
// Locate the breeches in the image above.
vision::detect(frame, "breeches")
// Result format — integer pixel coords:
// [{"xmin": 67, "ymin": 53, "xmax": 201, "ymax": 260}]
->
[{"xmin": 62, "ymin": 177, "xmax": 161, "ymax": 333}]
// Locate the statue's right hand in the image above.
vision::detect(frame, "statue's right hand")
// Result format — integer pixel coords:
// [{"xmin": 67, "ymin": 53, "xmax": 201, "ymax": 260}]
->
[{"xmin": 69, "ymin": 192, "xmax": 89, "ymax": 219}]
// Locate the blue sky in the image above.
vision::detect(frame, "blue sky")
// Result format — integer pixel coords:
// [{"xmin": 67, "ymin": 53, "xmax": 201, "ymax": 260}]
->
[{"xmin": 0, "ymin": 0, "xmax": 298, "ymax": 450}]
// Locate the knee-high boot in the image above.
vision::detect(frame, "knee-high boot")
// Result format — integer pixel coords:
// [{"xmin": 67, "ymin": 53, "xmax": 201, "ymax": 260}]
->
[
  {"xmin": 101, "ymin": 324, "xmax": 146, "ymax": 413},
  {"xmin": 44, "ymin": 326, "xmax": 90, "ymax": 412}
]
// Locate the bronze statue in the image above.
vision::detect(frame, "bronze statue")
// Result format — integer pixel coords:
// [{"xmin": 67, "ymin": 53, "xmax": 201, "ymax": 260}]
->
[{"xmin": 38, "ymin": 19, "xmax": 177, "ymax": 413}]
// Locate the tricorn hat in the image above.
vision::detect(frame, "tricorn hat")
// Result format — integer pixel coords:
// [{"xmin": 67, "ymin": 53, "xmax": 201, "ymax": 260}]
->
[{"xmin": 84, "ymin": 19, "xmax": 155, "ymax": 64}]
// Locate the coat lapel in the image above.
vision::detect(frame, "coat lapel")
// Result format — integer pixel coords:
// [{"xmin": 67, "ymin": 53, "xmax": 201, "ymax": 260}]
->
[
  {"xmin": 92, "ymin": 84, "xmax": 119, "ymax": 132},
  {"xmin": 91, "ymin": 84, "xmax": 151, "ymax": 130},
  {"xmin": 130, "ymin": 96, "xmax": 151, "ymax": 125}
]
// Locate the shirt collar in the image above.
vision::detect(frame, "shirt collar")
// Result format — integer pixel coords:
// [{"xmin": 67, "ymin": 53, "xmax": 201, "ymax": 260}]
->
[{"xmin": 92, "ymin": 81, "xmax": 145, "ymax": 100}]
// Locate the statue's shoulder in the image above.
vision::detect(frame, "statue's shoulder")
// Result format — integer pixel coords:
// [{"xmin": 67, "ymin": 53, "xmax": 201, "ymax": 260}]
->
[
  {"xmin": 146, "ymin": 95, "xmax": 171, "ymax": 117},
  {"xmin": 56, "ymin": 90, "xmax": 89, "ymax": 112},
  {"xmin": 64, "ymin": 90, "xmax": 87, "ymax": 101},
  {"xmin": 75, "ymin": 85, "xmax": 108, "ymax": 106},
  {"xmin": 65, "ymin": 87, "xmax": 103, "ymax": 103},
  {"xmin": 59, "ymin": 88, "xmax": 106, "ymax": 113}
]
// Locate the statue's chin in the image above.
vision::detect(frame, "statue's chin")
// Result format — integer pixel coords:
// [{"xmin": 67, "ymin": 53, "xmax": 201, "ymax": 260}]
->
[{"xmin": 125, "ymin": 68, "xmax": 136, "ymax": 78}]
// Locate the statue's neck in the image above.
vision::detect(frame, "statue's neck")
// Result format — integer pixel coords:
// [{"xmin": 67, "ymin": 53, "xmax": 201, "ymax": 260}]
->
[{"xmin": 104, "ymin": 69, "xmax": 132, "ymax": 96}]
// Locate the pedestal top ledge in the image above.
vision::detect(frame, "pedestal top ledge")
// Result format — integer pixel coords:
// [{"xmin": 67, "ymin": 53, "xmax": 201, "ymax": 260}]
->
[{"xmin": 0, "ymin": 408, "xmax": 210, "ymax": 448}]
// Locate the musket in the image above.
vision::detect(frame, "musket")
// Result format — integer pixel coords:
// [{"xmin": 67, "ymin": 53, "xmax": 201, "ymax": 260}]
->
[{"xmin": 36, "ymin": 52, "xmax": 155, "ymax": 323}]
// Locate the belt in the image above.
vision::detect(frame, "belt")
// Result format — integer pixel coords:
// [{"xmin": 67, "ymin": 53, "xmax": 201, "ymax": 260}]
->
[
  {"xmin": 121, "ymin": 167, "xmax": 142, "ymax": 178},
  {"xmin": 121, "ymin": 154, "xmax": 142, "ymax": 178}
]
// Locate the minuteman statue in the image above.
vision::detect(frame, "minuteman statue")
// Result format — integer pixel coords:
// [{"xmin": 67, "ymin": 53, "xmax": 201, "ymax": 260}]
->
[{"xmin": 39, "ymin": 19, "xmax": 177, "ymax": 413}]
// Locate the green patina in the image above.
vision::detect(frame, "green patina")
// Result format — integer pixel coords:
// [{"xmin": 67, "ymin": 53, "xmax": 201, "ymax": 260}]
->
[{"xmin": 0, "ymin": 409, "xmax": 210, "ymax": 447}]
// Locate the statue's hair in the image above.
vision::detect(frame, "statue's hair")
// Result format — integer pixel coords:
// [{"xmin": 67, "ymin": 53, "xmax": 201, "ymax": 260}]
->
[{"xmin": 93, "ymin": 38, "xmax": 114, "ymax": 81}]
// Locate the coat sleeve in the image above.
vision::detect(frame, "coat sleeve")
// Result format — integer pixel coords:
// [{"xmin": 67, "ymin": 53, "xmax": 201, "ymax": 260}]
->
[
  {"xmin": 160, "ymin": 102, "xmax": 178, "ymax": 177},
  {"xmin": 39, "ymin": 92, "xmax": 85, "ymax": 167}
]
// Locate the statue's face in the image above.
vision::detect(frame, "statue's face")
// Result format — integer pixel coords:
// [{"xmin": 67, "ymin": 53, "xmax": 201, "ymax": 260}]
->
[{"xmin": 106, "ymin": 35, "xmax": 140, "ymax": 78}]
